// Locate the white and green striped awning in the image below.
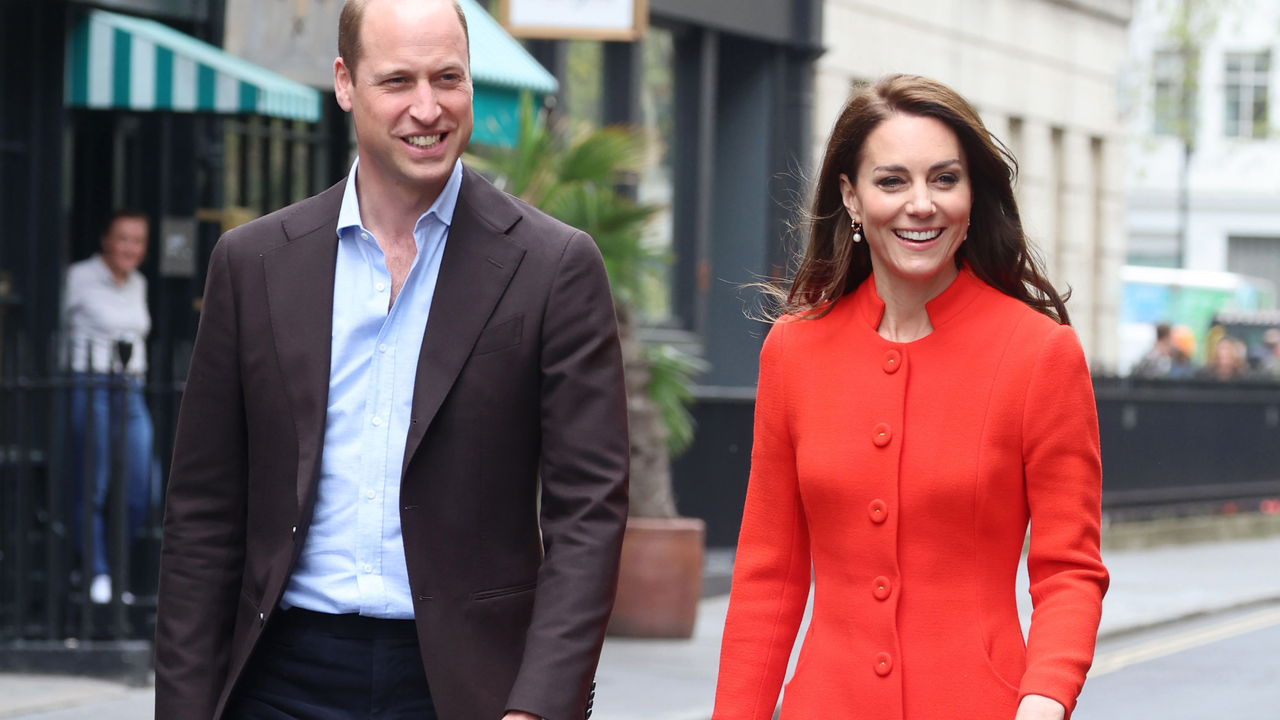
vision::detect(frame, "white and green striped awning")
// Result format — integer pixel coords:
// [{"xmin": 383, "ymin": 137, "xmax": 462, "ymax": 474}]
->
[
  {"xmin": 459, "ymin": 0, "xmax": 558, "ymax": 147},
  {"xmin": 66, "ymin": 9, "xmax": 322, "ymax": 122}
]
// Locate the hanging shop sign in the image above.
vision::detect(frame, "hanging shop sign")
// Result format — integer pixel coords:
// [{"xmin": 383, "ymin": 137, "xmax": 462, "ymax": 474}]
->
[{"xmin": 498, "ymin": 0, "xmax": 648, "ymax": 41}]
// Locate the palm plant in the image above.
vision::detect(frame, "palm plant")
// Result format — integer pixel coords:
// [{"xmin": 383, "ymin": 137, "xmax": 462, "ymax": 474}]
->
[{"xmin": 466, "ymin": 94, "xmax": 705, "ymax": 519}]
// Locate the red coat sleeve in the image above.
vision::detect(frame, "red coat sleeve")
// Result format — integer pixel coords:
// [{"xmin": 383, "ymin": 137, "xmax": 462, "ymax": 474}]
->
[
  {"xmin": 712, "ymin": 322, "xmax": 812, "ymax": 720},
  {"xmin": 1019, "ymin": 324, "xmax": 1110, "ymax": 716}
]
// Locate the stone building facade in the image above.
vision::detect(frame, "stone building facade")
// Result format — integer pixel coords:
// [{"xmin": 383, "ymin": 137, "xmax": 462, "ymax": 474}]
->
[{"xmin": 814, "ymin": 0, "xmax": 1134, "ymax": 371}]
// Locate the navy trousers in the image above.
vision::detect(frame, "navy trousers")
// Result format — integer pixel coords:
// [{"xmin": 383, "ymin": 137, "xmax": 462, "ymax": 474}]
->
[{"xmin": 225, "ymin": 608, "xmax": 439, "ymax": 720}]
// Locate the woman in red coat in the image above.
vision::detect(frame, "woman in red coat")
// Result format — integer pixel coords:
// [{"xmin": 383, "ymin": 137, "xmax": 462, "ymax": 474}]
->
[{"xmin": 713, "ymin": 75, "xmax": 1109, "ymax": 720}]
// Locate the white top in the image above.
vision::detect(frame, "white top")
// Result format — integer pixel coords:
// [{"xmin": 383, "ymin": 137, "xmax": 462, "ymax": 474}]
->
[{"xmin": 61, "ymin": 254, "xmax": 150, "ymax": 375}]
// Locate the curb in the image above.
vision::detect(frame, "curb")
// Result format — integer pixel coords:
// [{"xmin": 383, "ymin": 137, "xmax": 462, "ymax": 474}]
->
[
  {"xmin": 1102, "ymin": 511, "xmax": 1280, "ymax": 551},
  {"xmin": 1096, "ymin": 594, "xmax": 1280, "ymax": 641}
]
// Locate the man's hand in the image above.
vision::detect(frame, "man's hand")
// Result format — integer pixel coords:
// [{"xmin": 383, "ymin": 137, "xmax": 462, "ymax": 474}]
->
[
  {"xmin": 503, "ymin": 713, "xmax": 542, "ymax": 720},
  {"xmin": 1014, "ymin": 694, "xmax": 1066, "ymax": 720}
]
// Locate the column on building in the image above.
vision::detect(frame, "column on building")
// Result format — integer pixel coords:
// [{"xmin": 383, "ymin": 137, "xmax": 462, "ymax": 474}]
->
[
  {"xmin": 812, "ymin": 68, "xmax": 855, "ymax": 166},
  {"xmin": 1093, "ymin": 134, "xmax": 1127, "ymax": 373},
  {"xmin": 1058, "ymin": 129, "xmax": 1098, "ymax": 362},
  {"xmin": 1014, "ymin": 118, "xmax": 1059, "ymax": 286}
]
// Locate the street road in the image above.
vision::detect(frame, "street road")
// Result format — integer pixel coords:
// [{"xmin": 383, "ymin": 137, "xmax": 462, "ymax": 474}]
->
[
  {"xmin": 6, "ymin": 601, "xmax": 1280, "ymax": 719},
  {"xmin": 1075, "ymin": 601, "xmax": 1280, "ymax": 720}
]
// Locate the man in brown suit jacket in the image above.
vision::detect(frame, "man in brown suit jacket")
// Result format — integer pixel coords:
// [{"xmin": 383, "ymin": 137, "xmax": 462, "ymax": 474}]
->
[{"xmin": 153, "ymin": 1, "xmax": 629, "ymax": 718}]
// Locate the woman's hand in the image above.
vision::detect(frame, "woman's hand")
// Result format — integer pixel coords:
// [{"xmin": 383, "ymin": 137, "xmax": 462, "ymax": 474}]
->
[{"xmin": 1014, "ymin": 694, "xmax": 1065, "ymax": 720}]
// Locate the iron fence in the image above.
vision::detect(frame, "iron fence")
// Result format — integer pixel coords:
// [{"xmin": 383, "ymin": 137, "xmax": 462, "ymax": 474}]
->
[
  {"xmin": 0, "ymin": 336, "xmax": 182, "ymax": 644},
  {"xmin": 674, "ymin": 376, "xmax": 1280, "ymax": 546}
]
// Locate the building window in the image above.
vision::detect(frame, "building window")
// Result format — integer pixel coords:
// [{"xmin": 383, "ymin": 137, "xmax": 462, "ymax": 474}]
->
[
  {"xmin": 224, "ymin": 116, "xmax": 327, "ymax": 219},
  {"xmin": 1224, "ymin": 52, "xmax": 1270, "ymax": 139},
  {"xmin": 1153, "ymin": 49, "xmax": 1195, "ymax": 136},
  {"xmin": 637, "ymin": 26, "xmax": 676, "ymax": 321},
  {"xmin": 564, "ymin": 40, "xmax": 604, "ymax": 130}
]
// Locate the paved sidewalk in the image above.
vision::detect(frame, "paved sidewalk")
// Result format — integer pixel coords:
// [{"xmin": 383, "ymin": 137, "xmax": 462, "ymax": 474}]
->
[{"xmin": 5, "ymin": 531, "xmax": 1280, "ymax": 720}]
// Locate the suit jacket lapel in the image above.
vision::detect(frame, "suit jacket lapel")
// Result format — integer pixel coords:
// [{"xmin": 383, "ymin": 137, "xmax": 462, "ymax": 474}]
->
[
  {"xmin": 402, "ymin": 168, "xmax": 526, "ymax": 475},
  {"xmin": 262, "ymin": 180, "xmax": 344, "ymax": 513}
]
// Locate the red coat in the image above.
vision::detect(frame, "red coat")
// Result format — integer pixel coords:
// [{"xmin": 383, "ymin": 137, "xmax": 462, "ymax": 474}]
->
[{"xmin": 713, "ymin": 269, "xmax": 1109, "ymax": 720}]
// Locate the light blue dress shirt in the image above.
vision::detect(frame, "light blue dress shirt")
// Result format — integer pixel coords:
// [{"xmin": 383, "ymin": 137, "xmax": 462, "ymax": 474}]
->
[{"xmin": 282, "ymin": 158, "xmax": 463, "ymax": 619}]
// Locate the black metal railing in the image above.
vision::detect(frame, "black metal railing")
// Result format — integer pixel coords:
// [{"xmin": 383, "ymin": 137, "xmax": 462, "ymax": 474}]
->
[
  {"xmin": 0, "ymin": 337, "xmax": 182, "ymax": 643},
  {"xmin": 1093, "ymin": 375, "xmax": 1280, "ymax": 516},
  {"xmin": 674, "ymin": 376, "xmax": 1280, "ymax": 546}
]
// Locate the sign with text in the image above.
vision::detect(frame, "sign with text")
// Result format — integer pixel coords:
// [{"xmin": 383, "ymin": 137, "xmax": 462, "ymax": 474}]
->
[{"xmin": 499, "ymin": 0, "xmax": 648, "ymax": 41}]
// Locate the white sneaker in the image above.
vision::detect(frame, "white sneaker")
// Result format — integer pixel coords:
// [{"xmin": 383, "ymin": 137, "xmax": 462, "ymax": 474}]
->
[{"xmin": 89, "ymin": 574, "xmax": 112, "ymax": 604}]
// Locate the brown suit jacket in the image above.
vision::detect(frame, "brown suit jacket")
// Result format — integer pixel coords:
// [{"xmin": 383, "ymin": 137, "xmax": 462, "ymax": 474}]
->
[{"xmin": 154, "ymin": 167, "xmax": 630, "ymax": 720}]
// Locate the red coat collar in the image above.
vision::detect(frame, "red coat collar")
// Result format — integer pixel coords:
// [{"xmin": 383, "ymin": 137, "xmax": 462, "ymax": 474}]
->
[{"xmin": 852, "ymin": 265, "xmax": 987, "ymax": 336}]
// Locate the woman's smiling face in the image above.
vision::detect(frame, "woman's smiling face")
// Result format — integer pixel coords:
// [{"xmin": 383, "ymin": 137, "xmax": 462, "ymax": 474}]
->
[{"xmin": 839, "ymin": 113, "xmax": 972, "ymax": 292}]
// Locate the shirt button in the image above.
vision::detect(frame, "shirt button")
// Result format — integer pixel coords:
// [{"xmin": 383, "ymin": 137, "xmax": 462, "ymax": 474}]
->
[
  {"xmin": 873, "ymin": 576, "xmax": 891, "ymax": 601},
  {"xmin": 875, "ymin": 652, "xmax": 893, "ymax": 676},
  {"xmin": 882, "ymin": 349, "xmax": 902, "ymax": 374},
  {"xmin": 872, "ymin": 423, "xmax": 892, "ymax": 448},
  {"xmin": 376, "ymin": 282, "xmax": 386, "ymax": 292},
  {"xmin": 361, "ymin": 232, "xmax": 369, "ymax": 240},
  {"xmin": 364, "ymin": 564, "xmax": 373, "ymax": 574},
  {"xmin": 868, "ymin": 499, "xmax": 888, "ymax": 524},
  {"xmin": 366, "ymin": 490, "xmax": 376, "ymax": 499},
  {"xmin": 372, "ymin": 416, "xmax": 382, "ymax": 426},
  {"xmin": 379, "ymin": 343, "xmax": 388, "ymax": 353}
]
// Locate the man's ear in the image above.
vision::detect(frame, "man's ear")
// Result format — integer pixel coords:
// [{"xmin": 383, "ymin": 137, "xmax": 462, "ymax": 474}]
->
[{"xmin": 334, "ymin": 57, "xmax": 354, "ymax": 112}]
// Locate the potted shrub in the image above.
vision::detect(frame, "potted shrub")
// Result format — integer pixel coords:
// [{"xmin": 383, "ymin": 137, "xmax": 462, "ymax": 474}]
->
[{"xmin": 469, "ymin": 96, "xmax": 708, "ymax": 638}]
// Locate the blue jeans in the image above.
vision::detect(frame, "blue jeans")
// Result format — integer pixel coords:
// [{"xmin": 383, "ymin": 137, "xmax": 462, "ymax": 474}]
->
[{"xmin": 68, "ymin": 373, "xmax": 155, "ymax": 578}]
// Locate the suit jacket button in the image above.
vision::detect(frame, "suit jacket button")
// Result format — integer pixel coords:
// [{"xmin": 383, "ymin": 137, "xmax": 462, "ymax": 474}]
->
[{"xmin": 868, "ymin": 499, "xmax": 888, "ymax": 524}]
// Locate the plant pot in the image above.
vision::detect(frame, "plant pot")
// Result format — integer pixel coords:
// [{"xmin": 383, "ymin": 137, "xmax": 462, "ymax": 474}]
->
[{"xmin": 607, "ymin": 516, "xmax": 705, "ymax": 639}]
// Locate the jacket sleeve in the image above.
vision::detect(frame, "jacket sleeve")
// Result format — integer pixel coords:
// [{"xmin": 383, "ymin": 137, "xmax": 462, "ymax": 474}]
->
[
  {"xmin": 1019, "ymin": 323, "xmax": 1110, "ymax": 717},
  {"xmin": 505, "ymin": 231, "xmax": 630, "ymax": 720},
  {"xmin": 712, "ymin": 322, "xmax": 811, "ymax": 720},
  {"xmin": 154, "ymin": 237, "xmax": 249, "ymax": 720}
]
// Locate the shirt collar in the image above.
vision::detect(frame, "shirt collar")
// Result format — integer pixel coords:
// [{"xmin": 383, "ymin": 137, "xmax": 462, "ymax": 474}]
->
[
  {"xmin": 336, "ymin": 157, "xmax": 465, "ymax": 236},
  {"xmin": 91, "ymin": 253, "xmax": 130, "ymax": 286}
]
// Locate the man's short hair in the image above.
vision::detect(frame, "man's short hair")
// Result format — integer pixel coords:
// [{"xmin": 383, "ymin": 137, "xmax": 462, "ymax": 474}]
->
[
  {"xmin": 103, "ymin": 208, "xmax": 148, "ymax": 238},
  {"xmin": 1155, "ymin": 322, "xmax": 1172, "ymax": 341},
  {"xmin": 338, "ymin": 0, "xmax": 470, "ymax": 78}
]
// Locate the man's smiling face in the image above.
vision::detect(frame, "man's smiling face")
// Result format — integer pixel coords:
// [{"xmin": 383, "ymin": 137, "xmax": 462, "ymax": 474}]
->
[{"xmin": 334, "ymin": 0, "xmax": 474, "ymax": 198}]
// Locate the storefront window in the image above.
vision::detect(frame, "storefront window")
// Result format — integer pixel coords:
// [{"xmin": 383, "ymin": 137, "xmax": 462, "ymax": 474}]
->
[
  {"xmin": 223, "ymin": 116, "xmax": 327, "ymax": 219},
  {"xmin": 564, "ymin": 40, "xmax": 604, "ymax": 130},
  {"xmin": 637, "ymin": 26, "xmax": 676, "ymax": 321}
]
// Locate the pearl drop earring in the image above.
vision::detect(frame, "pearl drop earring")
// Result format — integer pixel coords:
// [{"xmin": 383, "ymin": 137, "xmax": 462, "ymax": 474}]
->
[{"xmin": 851, "ymin": 220, "xmax": 863, "ymax": 243}]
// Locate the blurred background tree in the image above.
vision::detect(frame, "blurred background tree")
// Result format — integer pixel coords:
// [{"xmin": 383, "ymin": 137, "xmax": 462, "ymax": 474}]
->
[{"xmin": 467, "ymin": 94, "xmax": 707, "ymax": 519}]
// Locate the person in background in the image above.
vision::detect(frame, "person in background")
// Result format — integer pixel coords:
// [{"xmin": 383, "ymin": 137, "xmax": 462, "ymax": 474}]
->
[
  {"xmin": 1170, "ymin": 325, "xmax": 1197, "ymax": 372},
  {"xmin": 61, "ymin": 208, "xmax": 154, "ymax": 605},
  {"xmin": 1259, "ymin": 329, "xmax": 1280, "ymax": 377},
  {"xmin": 1198, "ymin": 335, "xmax": 1249, "ymax": 381},
  {"xmin": 1133, "ymin": 322, "xmax": 1193, "ymax": 379}
]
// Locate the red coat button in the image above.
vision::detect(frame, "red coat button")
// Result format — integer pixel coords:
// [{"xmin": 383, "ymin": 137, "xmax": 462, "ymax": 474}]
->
[
  {"xmin": 875, "ymin": 652, "xmax": 893, "ymax": 676},
  {"xmin": 882, "ymin": 350, "xmax": 902, "ymax": 374},
  {"xmin": 873, "ymin": 576, "xmax": 891, "ymax": 600},
  {"xmin": 872, "ymin": 423, "xmax": 892, "ymax": 447},
  {"xmin": 868, "ymin": 499, "xmax": 887, "ymax": 523}
]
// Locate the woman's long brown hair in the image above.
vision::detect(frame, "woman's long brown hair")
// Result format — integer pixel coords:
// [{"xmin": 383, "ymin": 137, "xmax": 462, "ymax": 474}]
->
[{"xmin": 768, "ymin": 74, "xmax": 1069, "ymax": 324}]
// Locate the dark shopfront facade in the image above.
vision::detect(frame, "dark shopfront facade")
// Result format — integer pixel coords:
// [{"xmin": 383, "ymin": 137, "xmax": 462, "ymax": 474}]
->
[
  {"xmin": 512, "ymin": 0, "xmax": 825, "ymax": 539},
  {"xmin": 0, "ymin": 0, "xmax": 823, "ymax": 660},
  {"xmin": 0, "ymin": 0, "xmax": 347, "ymax": 667}
]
